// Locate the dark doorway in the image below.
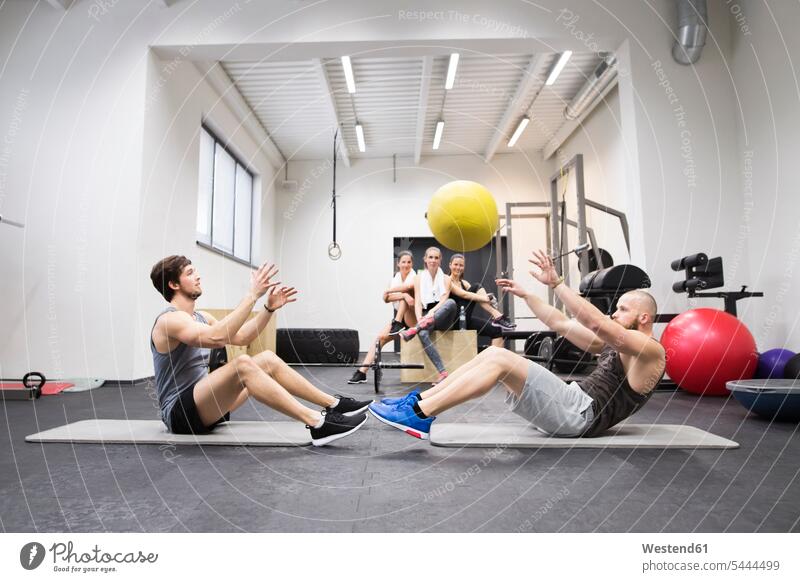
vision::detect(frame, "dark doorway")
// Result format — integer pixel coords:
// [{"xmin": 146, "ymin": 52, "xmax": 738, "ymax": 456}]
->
[
  {"xmin": 392, "ymin": 236, "xmax": 509, "ymax": 350},
  {"xmin": 393, "ymin": 236, "xmax": 508, "ymax": 295}
]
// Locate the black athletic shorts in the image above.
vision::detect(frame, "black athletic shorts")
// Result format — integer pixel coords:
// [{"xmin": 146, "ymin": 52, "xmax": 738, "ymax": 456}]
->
[{"xmin": 168, "ymin": 384, "xmax": 230, "ymax": 435}]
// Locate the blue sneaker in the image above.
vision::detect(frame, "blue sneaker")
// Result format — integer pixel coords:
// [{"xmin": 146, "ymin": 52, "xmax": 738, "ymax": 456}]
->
[
  {"xmin": 380, "ymin": 389, "xmax": 420, "ymax": 406},
  {"xmin": 368, "ymin": 400, "xmax": 435, "ymax": 439}
]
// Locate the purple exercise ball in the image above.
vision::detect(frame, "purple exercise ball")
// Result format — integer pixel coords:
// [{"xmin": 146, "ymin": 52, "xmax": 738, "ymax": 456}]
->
[{"xmin": 755, "ymin": 348, "xmax": 797, "ymax": 379}]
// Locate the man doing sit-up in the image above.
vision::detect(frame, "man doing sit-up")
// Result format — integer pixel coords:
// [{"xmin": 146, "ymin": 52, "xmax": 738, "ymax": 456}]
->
[
  {"xmin": 149, "ymin": 255, "xmax": 371, "ymax": 446},
  {"xmin": 369, "ymin": 249, "xmax": 665, "ymax": 439}
]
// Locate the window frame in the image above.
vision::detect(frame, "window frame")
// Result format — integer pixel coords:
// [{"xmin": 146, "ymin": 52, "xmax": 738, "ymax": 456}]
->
[{"xmin": 196, "ymin": 122, "xmax": 256, "ymax": 268}]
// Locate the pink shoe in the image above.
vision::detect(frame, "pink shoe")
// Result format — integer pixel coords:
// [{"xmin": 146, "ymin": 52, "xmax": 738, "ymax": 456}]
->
[
  {"xmin": 399, "ymin": 327, "xmax": 419, "ymax": 341},
  {"xmin": 431, "ymin": 371, "xmax": 449, "ymax": 386}
]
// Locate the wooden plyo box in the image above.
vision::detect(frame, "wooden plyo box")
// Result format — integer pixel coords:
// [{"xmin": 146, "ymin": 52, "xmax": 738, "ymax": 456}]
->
[{"xmin": 400, "ymin": 330, "xmax": 477, "ymax": 383}]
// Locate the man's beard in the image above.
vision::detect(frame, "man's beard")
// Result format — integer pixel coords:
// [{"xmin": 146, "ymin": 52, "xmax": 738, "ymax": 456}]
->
[
  {"xmin": 188, "ymin": 290, "xmax": 202, "ymax": 300},
  {"xmin": 627, "ymin": 320, "xmax": 639, "ymax": 331}
]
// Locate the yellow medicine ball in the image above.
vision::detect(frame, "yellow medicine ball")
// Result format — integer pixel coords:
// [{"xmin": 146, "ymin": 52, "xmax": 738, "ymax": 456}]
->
[{"xmin": 426, "ymin": 180, "xmax": 499, "ymax": 252}]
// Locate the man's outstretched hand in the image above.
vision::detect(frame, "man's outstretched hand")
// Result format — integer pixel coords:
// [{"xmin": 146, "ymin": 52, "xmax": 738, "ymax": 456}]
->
[
  {"xmin": 528, "ymin": 249, "xmax": 561, "ymax": 287},
  {"xmin": 267, "ymin": 286, "xmax": 298, "ymax": 311},
  {"xmin": 496, "ymin": 278, "xmax": 528, "ymax": 298},
  {"xmin": 250, "ymin": 262, "xmax": 279, "ymax": 299}
]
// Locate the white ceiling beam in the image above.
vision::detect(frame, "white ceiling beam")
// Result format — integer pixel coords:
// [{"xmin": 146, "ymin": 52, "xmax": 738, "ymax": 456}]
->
[
  {"xmin": 413, "ymin": 56, "xmax": 433, "ymax": 166},
  {"xmin": 153, "ymin": 38, "xmax": 616, "ymax": 63},
  {"xmin": 46, "ymin": 0, "xmax": 73, "ymax": 9},
  {"xmin": 542, "ymin": 75, "xmax": 619, "ymax": 160},
  {"xmin": 483, "ymin": 53, "xmax": 548, "ymax": 163},
  {"xmin": 314, "ymin": 58, "xmax": 351, "ymax": 167},
  {"xmin": 194, "ymin": 61, "xmax": 285, "ymax": 170}
]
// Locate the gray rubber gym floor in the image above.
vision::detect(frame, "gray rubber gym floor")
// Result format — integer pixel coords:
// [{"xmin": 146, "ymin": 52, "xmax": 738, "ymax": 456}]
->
[{"xmin": 2, "ymin": 361, "xmax": 799, "ymax": 533}]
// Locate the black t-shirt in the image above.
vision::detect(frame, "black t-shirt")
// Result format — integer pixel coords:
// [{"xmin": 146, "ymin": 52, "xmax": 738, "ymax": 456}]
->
[{"xmin": 579, "ymin": 344, "xmax": 662, "ymax": 437}]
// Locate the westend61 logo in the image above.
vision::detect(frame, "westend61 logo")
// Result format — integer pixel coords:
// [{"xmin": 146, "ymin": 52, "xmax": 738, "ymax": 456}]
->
[{"xmin": 20, "ymin": 541, "xmax": 158, "ymax": 574}]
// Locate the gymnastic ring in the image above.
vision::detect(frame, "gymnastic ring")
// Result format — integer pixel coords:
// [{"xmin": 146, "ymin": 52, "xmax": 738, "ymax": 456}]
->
[{"xmin": 328, "ymin": 242, "xmax": 342, "ymax": 261}]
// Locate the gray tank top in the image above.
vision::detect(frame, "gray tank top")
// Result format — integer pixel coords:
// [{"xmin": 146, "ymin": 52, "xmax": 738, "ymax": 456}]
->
[
  {"xmin": 150, "ymin": 306, "xmax": 210, "ymax": 429},
  {"xmin": 579, "ymin": 340, "xmax": 663, "ymax": 437}
]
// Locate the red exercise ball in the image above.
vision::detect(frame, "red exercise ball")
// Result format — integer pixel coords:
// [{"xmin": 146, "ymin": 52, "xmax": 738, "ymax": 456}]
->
[{"xmin": 661, "ymin": 308, "xmax": 758, "ymax": 396}]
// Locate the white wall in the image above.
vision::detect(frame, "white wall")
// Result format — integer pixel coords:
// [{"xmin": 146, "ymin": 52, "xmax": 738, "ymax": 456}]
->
[
  {"xmin": 0, "ymin": 2, "xmax": 280, "ymax": 381},
  {"xmin": 614, "ymin": 0, "xmax": 749, "ymax": 323},
  {"xmin": 133, "ymin": 52, "xmax": 277, "ymax": 378},
  {"xmin": 552, "ymin": 1, "xmax": 796, "ymax": 346},
  {"xmin": 730, "ymin": 1, "xmax": 800, "ymax": 350},
  {"xmin": 0, "ymin": 1, "xmax": 156, "ymax": 380},
  {"xmin": 549, "ymin": 86, "xmax": 630, "ymax": 288},
  {"xmin": 273, "ymin": 153, "xmax": 552, "ymax": 349}
]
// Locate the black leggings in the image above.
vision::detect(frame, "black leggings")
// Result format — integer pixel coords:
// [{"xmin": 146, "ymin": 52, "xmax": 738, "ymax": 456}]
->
[
  {"xmin": 458, "ymin": 284, "xmax": 503, "ymax": 339},
  {"xmin": 418, "ymin": 299, "xmax": 459, "ymax": 373}
]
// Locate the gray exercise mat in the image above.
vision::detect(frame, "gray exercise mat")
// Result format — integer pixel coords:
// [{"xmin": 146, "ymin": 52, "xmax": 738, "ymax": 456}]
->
[
  {"xmin": 430, "ymin": 423, "xmax": 738, "ymax": 449},
  {"xmin": 25, "ymin": 419, "xmax": 311, "ymax": 446}
]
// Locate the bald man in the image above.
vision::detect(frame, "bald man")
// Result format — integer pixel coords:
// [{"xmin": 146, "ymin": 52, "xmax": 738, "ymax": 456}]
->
[{"xmin": 369, "ymin": 249, "xmax": 666, "ymax": 440}]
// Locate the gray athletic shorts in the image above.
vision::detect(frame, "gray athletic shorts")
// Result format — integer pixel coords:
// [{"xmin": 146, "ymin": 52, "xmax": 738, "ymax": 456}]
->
[{"xmin": 505, "ymin": 360, "xmax": 595, "ymax": 437}]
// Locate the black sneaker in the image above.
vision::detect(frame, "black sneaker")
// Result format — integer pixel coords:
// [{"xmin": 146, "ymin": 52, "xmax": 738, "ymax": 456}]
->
[
  {"xmin": 388, "ymin": 319, "xmax": 407, "ymax": 336},
  {"xmin": 308, "ymin": 410, "xmax": 367, "ymax": 446},
  {"xmin": 491, "ymin": 315, "xmax": 517, "ymax": 331},
  {"xmin": 347, "ymin": 370, "xmax": 367, "ymax": 384},
  {"xmin": 330, "ymin": 395, "xmax": 372, "ymax": 416}
]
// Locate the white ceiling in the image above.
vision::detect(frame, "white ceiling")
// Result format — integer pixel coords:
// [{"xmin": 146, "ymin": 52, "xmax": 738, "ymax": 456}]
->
[{"xmin": 222, "ymin": 51, "xmax": 605, "ymax": 163}]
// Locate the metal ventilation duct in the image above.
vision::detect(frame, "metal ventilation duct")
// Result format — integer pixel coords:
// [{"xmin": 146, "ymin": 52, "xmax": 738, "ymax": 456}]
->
[
  {"xmin": 672, "ymin": 0, "xmax": 707, "ymax": 65},
  {"xmin": 564, "ymin": 54, "xmax": 618, "ymax": 121}
]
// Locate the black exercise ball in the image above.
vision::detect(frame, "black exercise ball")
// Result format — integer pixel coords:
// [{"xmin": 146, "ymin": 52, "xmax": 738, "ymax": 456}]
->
[{"xmin": 784, "ymin": 353, "xmax": 800, "ymax": 380}]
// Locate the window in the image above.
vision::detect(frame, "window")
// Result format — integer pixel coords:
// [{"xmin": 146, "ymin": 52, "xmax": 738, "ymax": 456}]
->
[{"xmin": 196, "ymin": 125, "xmax": 254, "ymax": 265}]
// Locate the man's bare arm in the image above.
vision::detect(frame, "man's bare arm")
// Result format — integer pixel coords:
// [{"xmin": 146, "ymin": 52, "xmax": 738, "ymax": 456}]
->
[
  {"xmin": 162, "ymin": 293, "xmax": 258, "ymax": 349},
  {"xmin": 527, "ymin": 250, "xmax": 660, "ymax": 359},
  {"xmin": 232, "ymin": 286, "xmax": 297, "ymax": 344},
  {"xmin": 496, "ymin": 278, "xmax": 603, "ymax": 353},
  {"xmin": 162, "ymin": 263, "xmax": 278, "ymax": 348},
  {"xmin": 554, "ymin": 283, "xmax": 660, "ymax": 357}
]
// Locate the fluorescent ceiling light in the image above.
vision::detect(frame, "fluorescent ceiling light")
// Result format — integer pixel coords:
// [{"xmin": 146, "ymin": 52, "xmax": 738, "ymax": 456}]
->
[
  {"xmin": 433, "ymin": 120, "xmax": 444, "ymax": 150},
  {"xmin": 445, "ymin": 53, "xmax": 459, "ymax": 90},
  {"xmin": 355, "ymin": 123, "xmax": 366, "ymax": 152},
  {"xmin": 342, "ymin": 56, "xmax": 356, "ymax": 93},
  {"xmin": 507, "ymin": 116, "xmax": 530, "ymax": 147},
  {"xmin": 545, "ymin": 51, "xmax": 572, "ymax": 86}
]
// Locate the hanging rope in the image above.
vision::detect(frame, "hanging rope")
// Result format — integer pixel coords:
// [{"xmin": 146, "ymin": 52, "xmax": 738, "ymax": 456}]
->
[{"xmin": 328, "ymin": 128, "xmax": 342, "ymax": 260}]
